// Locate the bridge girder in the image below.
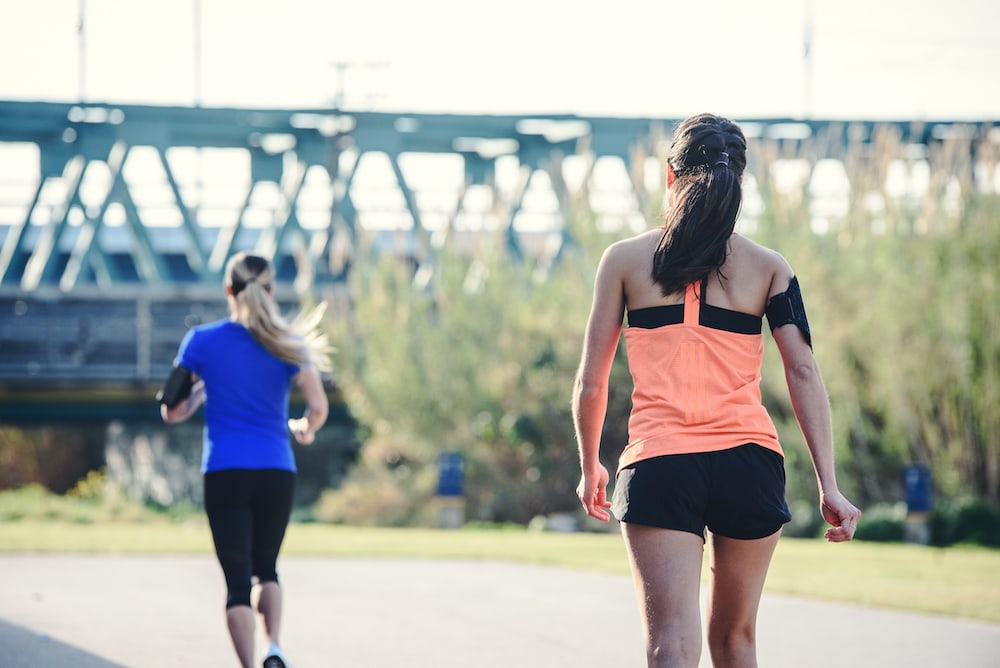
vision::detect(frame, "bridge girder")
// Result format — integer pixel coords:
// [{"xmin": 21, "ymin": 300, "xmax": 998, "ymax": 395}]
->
[
  {"xmin": 0, "ymin": 101, "xmax": 997, "ymax": 408},
  {"xmin": 0, "ymin": 100, "xmax": 995, "ymax": 294}
]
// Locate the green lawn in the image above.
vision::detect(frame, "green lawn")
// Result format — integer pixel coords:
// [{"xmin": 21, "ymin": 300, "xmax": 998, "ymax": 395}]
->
[{"xmin": 1, "ymin": 520, "xmax": 998, "ymax": 624}]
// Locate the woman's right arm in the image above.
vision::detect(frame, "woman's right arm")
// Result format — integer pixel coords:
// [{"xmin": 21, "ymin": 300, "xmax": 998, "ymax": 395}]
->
[
  {"xmin": 160, "ymin": 374, "xmax": 205, "ymax": 424},
  {"xmin": 770, "ymin": 269, "xmax": 860, "ymax": 542},
  {"xmin": 572, "ymin": 243, "xmax": 627, "ymax": 521}
]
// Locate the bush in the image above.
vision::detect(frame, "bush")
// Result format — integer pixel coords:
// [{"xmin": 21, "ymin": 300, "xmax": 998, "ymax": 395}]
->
[
  {"xmin": 324, "ymin": 245, "xmax": 605, "ymax": 525},
  {"xmin": 0, "ymin": 426, "xmax": 105, "ymax": 493},
  {"xmin": 783, "ymin": 499, "xmax": 825, "ymax": 538},
  {"xmin": 854, "ymin": 503, "xmax": 907, "ymax": 543},
  {"xmin": 930, "ymin": 498, "xmax": 1000, "ymax": 547},
  {"xmin": 0, "ymin": 472, "xmax": 195, "ymax": 524}
]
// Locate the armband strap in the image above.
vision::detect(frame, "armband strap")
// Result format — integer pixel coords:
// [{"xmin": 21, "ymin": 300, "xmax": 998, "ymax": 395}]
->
[
  {"xmin": 157, "ymin": 365, "xmax": 194, "ymax": 408},
  {"xmin": 765, "ymin": 276, "xmax": 812, "ymax": 349}
]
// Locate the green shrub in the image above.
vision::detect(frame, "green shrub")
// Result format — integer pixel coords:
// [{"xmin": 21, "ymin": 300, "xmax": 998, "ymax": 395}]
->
[
  {"xmin": 0, "ymin": 473, "xmax": 196, "ymax": 524},
  {"xmin": 783, "ymin": 499, "xmax": 825, "ymax": 538},
  {"xmin": 854, "ymin": 503, "xmax": 907, "ymax": 542},
  {"xmin": 931, "ymin": 498, "xmax": 1000, "ymax": 547}
]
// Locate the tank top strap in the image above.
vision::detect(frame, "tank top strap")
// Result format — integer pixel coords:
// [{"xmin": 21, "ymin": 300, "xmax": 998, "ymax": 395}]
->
[{"xmin": 683, "ymin": 281, "xmax": 701, "ymax": 326}]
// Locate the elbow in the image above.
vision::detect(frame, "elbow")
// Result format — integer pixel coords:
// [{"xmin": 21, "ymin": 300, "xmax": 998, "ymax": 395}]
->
[
  {"xmin": 785, "ymin": 358, "xmax": 823, "ymax": 389},
  {"xmin": 309, "ymin": 398, "xmax": 329, "ymax": 427},
  {"xmin": 788, "ymin": 361, "xmax": 816, "ymax": 381},
  {"xmin": 574, "ymin": 376, "xmax": 606, "ymax": 403}
]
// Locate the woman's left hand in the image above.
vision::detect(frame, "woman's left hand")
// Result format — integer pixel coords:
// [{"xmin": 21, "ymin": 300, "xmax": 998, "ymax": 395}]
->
[
  {"xmin": 820, "ymin": 490, "xmax": 861, "ymax": 542},
  {"xmin": 288, "ymin": 418, "xmax": 315, "ymax": 445}
]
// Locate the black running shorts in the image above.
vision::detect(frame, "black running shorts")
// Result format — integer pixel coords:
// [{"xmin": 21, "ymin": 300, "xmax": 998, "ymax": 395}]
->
[{"xmin": 611, "ymin": 443, "xmax": 792, "ymax": 540}]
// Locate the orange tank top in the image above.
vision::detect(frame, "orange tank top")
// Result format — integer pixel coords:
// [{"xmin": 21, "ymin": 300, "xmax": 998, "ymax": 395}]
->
[{"xmin": 619, "ymin": 281, "xmax": 782, "ymax": 472}]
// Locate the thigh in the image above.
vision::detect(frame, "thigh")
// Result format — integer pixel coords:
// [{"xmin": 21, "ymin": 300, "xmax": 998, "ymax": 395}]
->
[
  {"xmin": 204, "ymin": 470, "xmax": 253, "ymax": 557},
  {"xmin": 204, "ymin": 471, "xmax": 254, "ymax": 604},
  {"xmin": 248, "ymin": 470, "xmax": 295, "ymax": 580},
  {"xmin": 621, "ymin": 522, "xmax": 705, "ymax": 657},
  {"xmin": 706, "ymin": 530, "xmax": 780, "ymax": 638}
]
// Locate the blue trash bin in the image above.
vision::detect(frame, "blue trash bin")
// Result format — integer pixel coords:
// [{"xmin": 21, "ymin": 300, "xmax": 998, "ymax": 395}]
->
[
  {"xmin": 903, "ymin": 464, "xmax": 932, "ymax": 513},
  {"xmin": 436, "ymin": 452, "xmax": 464, "ymax": 498},
  {"xmin": 436, "ymin": 452, "xmax": 465, "ymax": 529}
]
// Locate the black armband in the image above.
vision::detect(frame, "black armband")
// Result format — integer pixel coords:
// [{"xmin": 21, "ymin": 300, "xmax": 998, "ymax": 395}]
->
[
  {"xmin": 157, "ymin": 365, "xmax": 194, "ymax": 408},
  {"xmin": 765, "ymin": 276, "xmax": 812, "ymax": 349}
]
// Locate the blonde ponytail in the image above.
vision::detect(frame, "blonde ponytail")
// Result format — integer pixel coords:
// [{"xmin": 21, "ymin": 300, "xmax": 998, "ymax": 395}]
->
[{"xmin": 225, "ymin": 253, "xmax": 333, "ymax": 373}]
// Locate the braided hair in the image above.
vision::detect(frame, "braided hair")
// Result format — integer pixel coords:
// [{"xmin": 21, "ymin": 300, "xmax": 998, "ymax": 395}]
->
[{"xmin": 652, "ymin": 113, "xmax": 747, "ymax": 296}]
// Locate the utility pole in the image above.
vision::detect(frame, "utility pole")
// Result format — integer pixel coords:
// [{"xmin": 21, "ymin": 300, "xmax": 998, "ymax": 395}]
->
[
  {"xmin": 329, "ymin": 61, "xmax": 389, "ymax": 110},
  {"xmin": 193, "ymin": 0, "xmax": 203, "ymax": 107},
  {"xmin": 803, "ymin": 0, "xmax": 814, "ymax": 119},
  {"xmin": 77, "ymin": 0, "xmax": 86, "ymax": 101}
]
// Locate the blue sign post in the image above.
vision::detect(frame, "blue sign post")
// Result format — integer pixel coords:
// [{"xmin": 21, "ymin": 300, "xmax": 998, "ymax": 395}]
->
[
  {"xmin": 437, "ymin": 452, "xmax": 464, "ymax": 497},
  {"xmin": 903, "ymin": 464, "xmax": 932, "ymax": 544},
  {"xmin": 904, "ymin": 464, "xmax": 932, "ymax": 513},
  {"xmin": 436, "ymin": 452, "xmax": 465, "ymax": 529}
]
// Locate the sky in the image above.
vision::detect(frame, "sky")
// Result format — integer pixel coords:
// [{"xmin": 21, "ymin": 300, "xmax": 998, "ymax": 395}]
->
[{"xmin": 1, "ymin": 0, "xmax": 998, "ymax": 120}]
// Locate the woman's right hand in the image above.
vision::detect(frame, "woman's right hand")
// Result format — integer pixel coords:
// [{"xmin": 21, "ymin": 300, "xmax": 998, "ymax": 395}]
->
[
  {"xmin": 577, "ymin": 465, "xmax": 612, "ymax": 522},
  {"xmin": 820, "ymin": 490, "xmax": 861, "ymax": 542}
]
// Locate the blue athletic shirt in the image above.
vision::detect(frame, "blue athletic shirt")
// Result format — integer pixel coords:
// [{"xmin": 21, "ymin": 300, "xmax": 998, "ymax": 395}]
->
[{"xmin": 176, "ymin": 320, "xmax": 300, "ymax": 473}]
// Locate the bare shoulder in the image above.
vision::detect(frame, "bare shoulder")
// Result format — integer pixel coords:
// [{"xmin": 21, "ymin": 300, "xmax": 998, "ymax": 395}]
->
[
  {"xmin": 601, "ymin": 229, "xmax": 660, "ymax": 268},
  {"xmin": 731, "ymin": 234, "xmax": 785, "ymax": 267},
  {"xmin": 730, "ymin": 235, "xmax": 794, "ymax": 293}
]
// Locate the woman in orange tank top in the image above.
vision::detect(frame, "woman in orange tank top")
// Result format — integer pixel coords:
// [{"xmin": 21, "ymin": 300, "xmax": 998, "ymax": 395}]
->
[{"xmin": 572, "ymin": 113, "xmax": 860, "ymax": 668}]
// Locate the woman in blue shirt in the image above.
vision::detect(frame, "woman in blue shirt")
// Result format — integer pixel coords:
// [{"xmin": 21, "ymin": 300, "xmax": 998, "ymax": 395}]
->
[{"xmin": 161, "ymin": 252, "xmax": 330, "ymax": 668}]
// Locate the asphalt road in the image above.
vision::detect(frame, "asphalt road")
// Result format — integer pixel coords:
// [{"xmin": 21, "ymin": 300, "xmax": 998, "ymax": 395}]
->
[{"xmin": 2, "ymin": 554, "xmax": 999, "ymax": 667}]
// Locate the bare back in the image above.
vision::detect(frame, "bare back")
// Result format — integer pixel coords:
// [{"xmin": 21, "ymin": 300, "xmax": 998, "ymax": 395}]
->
[{"xmin": 611, "ymin": 229, "xmax": 793, "ymax": 318}]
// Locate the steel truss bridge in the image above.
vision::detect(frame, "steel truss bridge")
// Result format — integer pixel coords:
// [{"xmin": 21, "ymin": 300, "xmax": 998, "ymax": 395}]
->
[{"xmin": 0, "ymin": 99, "xmax": 996, "ymax": 422}]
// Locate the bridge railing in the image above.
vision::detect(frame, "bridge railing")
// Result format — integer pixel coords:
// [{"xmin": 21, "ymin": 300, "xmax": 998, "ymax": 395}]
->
[
  {"xmin": 0, "ymin": 285, "xmax": 324, "ymax": 423},
  {"xmin": 0, "ymin": 289, "xmax": 215, "ymax": 385}
]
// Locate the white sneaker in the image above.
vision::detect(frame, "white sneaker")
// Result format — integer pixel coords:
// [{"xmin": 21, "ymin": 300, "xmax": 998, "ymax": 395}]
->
[{"xmin": 262, "ymin": 643, "xmax": 288, "ymax": 668}]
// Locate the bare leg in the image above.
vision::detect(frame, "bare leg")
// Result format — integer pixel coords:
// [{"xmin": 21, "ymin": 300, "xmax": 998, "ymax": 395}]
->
[
  {"xmin": 225, "ymin": 605, "xmax": 256, "ymax": 668},
  {"xmin": 621, "ymin": 522, "xmax": 705, "ymax": 668},
  {"xmin": 256, "ymin": 581, "xmax": 284, "ymax": 648},
  {"xmin": 706, "ymin": 530, "xmax": 781, "ymax": 668}
]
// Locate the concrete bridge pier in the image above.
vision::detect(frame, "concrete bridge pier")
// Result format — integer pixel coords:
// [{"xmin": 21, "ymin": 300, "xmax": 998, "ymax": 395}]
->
[
  {"xmin": 103, "ymin": 419, "xmax": 204, "ymax": 508},
  {"xmin": 102, "ymin": 417, "xmax": 362, "ymax": 509}
]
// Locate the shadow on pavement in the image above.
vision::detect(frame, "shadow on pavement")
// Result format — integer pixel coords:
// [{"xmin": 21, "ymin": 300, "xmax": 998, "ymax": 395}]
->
[{"xmin": 0, "ymin": 619, "xmax": 127, "ymax": 668}]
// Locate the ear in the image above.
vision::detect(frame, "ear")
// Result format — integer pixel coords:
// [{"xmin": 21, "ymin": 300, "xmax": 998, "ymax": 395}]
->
[
  {"xmin": 224, "ymin": 285, "xmax": 235, "ymax": 296},
  {"xmin": 666, "ymin": 164, "xmax": 677, "ymax": 189}
]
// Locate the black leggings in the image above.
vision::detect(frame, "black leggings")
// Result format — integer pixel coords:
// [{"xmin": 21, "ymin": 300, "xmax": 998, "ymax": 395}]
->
[{"xmin": 203, "ymin": 468, "xmax": 295, "ymax": 609}]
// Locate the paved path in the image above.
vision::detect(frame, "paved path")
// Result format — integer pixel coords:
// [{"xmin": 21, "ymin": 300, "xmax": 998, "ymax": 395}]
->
[{"xmin": 1, "ymin": 554, "xmax": 999, "ymax": 667}]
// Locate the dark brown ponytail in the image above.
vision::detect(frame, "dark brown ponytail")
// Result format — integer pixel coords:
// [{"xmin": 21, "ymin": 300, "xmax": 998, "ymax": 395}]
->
[{"xmin": 652, "ymin": 113, "xmax": 747, "ymax": 296}]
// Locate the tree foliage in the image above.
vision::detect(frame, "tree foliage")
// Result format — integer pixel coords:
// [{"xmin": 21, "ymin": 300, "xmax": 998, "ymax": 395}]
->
[
  {"xmin": 320, "ymin": 237, "xmax": 604, "ymax": 524},
  {"xmin": 323, "ymin": 130, "xmax": 1000, "ymax": 526}
]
